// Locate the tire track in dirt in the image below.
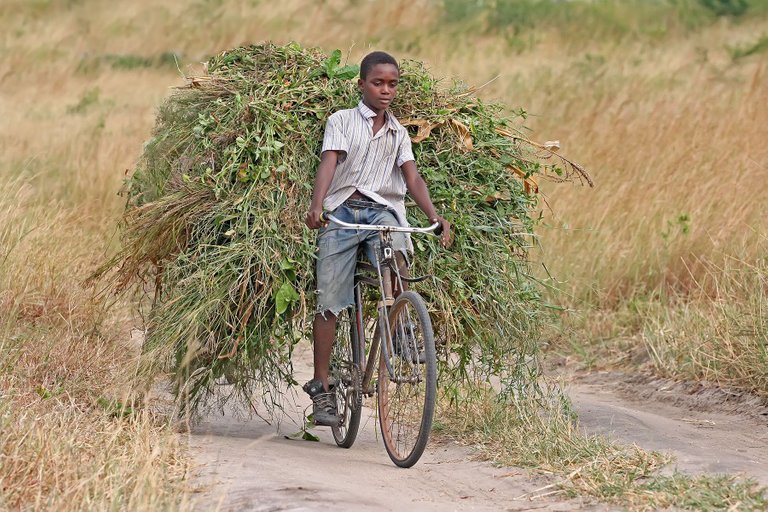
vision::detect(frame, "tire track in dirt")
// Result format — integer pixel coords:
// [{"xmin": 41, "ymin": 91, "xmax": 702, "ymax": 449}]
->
[{"xmin": 568, "ymin": 372, "xmax": 768, "ymax": 485}]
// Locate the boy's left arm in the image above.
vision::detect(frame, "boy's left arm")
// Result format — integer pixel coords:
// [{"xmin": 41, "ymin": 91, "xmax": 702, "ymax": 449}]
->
[{"xmin": 401, "ymin": 161, "xmax": 452, "ymax": 248}]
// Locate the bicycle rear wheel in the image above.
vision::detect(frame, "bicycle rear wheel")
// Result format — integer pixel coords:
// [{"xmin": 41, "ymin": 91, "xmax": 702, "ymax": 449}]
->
[
  {"xmin": 377, "ymin": 291, "xmax": 437, "ymax": 468},
  {"xmin": 330, "ymin": 307, "xmax": 363, "ymax": 448}
]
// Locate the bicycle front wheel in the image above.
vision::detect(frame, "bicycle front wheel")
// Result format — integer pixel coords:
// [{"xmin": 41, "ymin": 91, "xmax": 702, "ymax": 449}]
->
[
  {"xmin": 377, "ymin": 291, "xmax": 437, "ymax": 468},
  {"xmin": 330, "ymin": 307, "xmax": 363, "ymax": 448}
]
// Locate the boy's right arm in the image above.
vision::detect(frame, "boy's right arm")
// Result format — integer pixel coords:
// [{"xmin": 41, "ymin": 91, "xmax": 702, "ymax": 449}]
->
[{"xmin": 305, "ymin": 150, "xmax": 340, "ymax": 229}]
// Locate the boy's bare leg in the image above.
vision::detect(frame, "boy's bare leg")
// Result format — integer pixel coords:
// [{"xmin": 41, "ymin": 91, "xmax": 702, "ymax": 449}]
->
[{"xmin": 312, "ymin": 312, "xmax": 336, "ymax": 391}]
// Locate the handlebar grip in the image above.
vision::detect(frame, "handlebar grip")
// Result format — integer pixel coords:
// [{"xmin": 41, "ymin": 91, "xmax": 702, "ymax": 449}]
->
[
  {"xmin": 319, "ymin": 211, "xmax": 330, "ymax": 224},
  {"xmin": 433, "ymin": 222, "xmax": 443, "ymax": 237}
]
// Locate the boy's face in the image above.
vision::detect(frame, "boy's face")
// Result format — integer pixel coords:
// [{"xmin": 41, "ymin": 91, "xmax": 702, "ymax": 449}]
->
[{"xmin": 358, "ymin": 63, "xmax": 399, "ymax": 112}]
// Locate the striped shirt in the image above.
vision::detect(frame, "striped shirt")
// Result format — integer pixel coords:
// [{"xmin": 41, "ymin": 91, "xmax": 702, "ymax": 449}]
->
[{"xmin": 321, "ymin": 101, "xmax": 415, "ymax": 228}]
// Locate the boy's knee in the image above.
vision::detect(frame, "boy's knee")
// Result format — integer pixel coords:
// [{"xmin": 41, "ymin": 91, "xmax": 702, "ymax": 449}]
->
[{"xmin": 314, "ymin": 309, "xmax": 339, "ymax": 322}]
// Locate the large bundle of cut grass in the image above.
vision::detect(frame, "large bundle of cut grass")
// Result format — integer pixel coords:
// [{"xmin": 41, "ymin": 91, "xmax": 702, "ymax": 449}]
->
[{"xmin": 99, "ymin": 42, "xmax": 589, "ymax": 414}]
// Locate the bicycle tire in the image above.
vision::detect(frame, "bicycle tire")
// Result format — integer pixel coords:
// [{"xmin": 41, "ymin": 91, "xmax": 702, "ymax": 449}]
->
[
  {"xmin": 331, "ymin": 307, "xmax": 363, "ymax": 448},
  {"xmin": 377, "ymin": 290, "xmax": 437, "ymax": 468}
]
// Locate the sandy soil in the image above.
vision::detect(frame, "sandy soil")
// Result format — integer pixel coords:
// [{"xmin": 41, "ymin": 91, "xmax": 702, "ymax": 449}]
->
[
  {"xmin": 188, "ymin": 345, "xmax": 768, "ymax": 510},
  {"xmin": 189, "ymin": 344, "xmax": 604, "ymax": 511},
  {"xmin": 568, "ymin": 371, "xmax": 768, "ymax": 485}
]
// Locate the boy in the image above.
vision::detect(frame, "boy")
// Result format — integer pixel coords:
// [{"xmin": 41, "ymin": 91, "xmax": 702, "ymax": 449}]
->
[{"xmin": 304, "ymin": 51, "xmax": 451, "ymax": 426}]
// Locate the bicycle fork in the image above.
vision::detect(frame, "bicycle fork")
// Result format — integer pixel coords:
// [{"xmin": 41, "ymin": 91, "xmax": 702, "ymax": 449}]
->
[
  {"xmin": 360, "ymin": 254, "xmax": 395, "ymax": 395},
  {"xmin": 360, "ymin": 232, "xmax": 415, "ymax": 394}
]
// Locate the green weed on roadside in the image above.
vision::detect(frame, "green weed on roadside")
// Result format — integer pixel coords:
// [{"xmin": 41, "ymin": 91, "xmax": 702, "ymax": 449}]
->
[
  {"xmin": 440, "ymin": 0, "xmax": 768, "ymax": 45},
  {"xmin": 729, "ymin": 33, "xmax": 768, "ymax": 59}
]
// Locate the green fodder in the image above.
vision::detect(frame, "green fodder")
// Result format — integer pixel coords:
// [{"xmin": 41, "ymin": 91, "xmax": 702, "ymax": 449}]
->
[{"xmin": 96, "ymin": 42, "xmax": 589, "ymax": 415}]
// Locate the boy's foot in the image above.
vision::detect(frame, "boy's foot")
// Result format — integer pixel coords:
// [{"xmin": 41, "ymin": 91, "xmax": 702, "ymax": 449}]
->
[{"xmin": 302, "ymin": 378, "xmax": 339, "ymax": 427}]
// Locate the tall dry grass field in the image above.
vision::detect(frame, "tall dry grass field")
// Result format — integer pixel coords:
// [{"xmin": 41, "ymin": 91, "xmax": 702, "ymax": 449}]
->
[
  {"xmin": 2, "ymin": 0, "xmax": 767, "ymax": 507},
  {"xmin": 1, "ymin": 2, "xmax": 194, "ymax": 509},
  {"xmin": 517, "ymin": 22, "xmax": 768, "ymax": 392},
  {"xmin": 403, "ymin": 2, "xmax": 768, "ymax": 393}
]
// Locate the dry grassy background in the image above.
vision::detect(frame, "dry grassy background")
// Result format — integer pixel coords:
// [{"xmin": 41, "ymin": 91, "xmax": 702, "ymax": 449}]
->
[{"xmin": 2, "ymin": 0, "xmax": 767, "ymax": 508}]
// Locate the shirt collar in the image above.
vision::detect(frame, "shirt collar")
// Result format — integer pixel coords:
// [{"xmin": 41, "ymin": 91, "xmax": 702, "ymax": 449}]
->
[{"xmin": 356, "ymin": 100, "xmax": 398, "ymax": 132}]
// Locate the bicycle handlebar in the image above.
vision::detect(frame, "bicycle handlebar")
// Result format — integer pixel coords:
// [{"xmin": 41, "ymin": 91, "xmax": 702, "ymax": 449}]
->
[{"xmin": 320, "ymin": 212, "xmax": 441, "ymax": 235}]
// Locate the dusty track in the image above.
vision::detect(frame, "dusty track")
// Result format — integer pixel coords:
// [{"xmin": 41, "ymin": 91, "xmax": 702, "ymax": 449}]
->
[
  {"xmin": 568, "ymin": 372, "xmax": 768, "ymax": 485},
  {"xmin": 189, "ymin": 346, "xmax": 767, "ymax": 510},
  {"xmin": 189, "ymin": 344, "xmax": 602, "ymax": 511}
]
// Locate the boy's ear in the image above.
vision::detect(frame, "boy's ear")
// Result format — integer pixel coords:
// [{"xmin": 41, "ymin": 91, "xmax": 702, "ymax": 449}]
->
[{"xmin": 357, "ymin": 78, "xmax": 363, "ymax": 89}]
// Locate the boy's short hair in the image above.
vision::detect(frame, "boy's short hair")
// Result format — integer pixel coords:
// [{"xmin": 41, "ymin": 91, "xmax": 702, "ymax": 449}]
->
[{"xmin": 360, "ymin": 51, "xmax": 399, "ymax": 80}]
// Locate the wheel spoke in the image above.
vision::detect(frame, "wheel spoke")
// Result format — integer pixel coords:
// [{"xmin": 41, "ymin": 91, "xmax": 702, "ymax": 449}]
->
[
  {"xmin": 331, "ymin": 307, "xmax": 362, "ymax": 448},
  {"xmin": 378, "ymin": 291, "xmax": 436, "ymax": 467}
]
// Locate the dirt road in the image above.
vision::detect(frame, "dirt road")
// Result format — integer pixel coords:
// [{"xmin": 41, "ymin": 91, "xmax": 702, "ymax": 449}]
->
[
  {"xmin": 189, "ymin": 345, "xmax": 767, "ymax": 510},
  {"xmin": 189, "ymin": 344, "xmax": 602, "ymax": 511},
  {"xmin": 190, "ymin": 404, "xmax": 600, "ymax": 511},
  {"xmin": 568, "ymin": 372, "xmax": 768, "ymax": 485}
]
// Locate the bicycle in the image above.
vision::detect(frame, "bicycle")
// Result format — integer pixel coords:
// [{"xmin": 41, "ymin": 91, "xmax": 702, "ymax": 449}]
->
[{"xmin": 320, "ymin": 211, "xmax": 440, "ymax": 468}]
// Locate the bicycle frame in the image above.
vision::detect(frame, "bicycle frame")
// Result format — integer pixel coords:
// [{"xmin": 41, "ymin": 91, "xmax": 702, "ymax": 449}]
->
[{"xmin": 323, "ymin": 214, "xmax": 438, "ymax": 395}]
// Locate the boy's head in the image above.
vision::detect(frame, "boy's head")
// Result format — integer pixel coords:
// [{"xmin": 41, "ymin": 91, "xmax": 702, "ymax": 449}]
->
[{"xmin": 358, "ymin": 51, "xmax": 400, "ymax": 112}]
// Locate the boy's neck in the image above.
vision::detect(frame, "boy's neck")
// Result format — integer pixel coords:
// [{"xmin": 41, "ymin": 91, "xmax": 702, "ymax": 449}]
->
[{"xmin": 362, "ymin": 99, "xmax": 386, "ymax": 118}]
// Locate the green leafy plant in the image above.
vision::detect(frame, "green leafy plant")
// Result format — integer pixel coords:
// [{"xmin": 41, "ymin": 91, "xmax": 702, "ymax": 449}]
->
[
  {"xmin": 96, "ymin": 397, "xmax": 135, "ymax": 418},
  {"xmin": 729, "ymin": 33, "xmax": 768, "ymax": 60},
  {"xmin": 66, "ymin": 87, "xmax": 100, "ymax": 115},
  {"xmin": 699, "ymin": 0, "xmax": 750, "ymax": 16},
  {"xmin": 661, "ymin": 213, "xmax": 691, "ymax": 241},
  {"xmin": 324, "ymin": 49, "xmax": 359, "ymax": 79}
]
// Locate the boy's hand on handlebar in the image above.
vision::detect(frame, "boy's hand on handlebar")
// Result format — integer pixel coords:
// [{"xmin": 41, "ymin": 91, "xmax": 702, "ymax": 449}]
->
[
  {"xmin": 435, "ymin": 216, "xmax": 452, "ymax": 248},
  {"xmin": 305, "ymin": 208, "xmax": 326, "ymax": 229}
]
